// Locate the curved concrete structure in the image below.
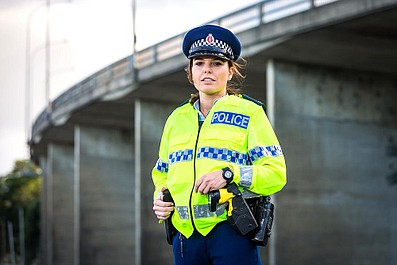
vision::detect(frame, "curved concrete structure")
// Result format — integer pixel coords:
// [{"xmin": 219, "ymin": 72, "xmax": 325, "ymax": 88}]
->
[{"xmin": 31, "ymin": 1, "xmax": 397, "ymax": 265}]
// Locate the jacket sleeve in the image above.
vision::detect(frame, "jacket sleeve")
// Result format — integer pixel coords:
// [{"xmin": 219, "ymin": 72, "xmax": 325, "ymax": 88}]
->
[
  {"xmin": 231, "ymin": 106, "xmax": 287, "ymax": 196},
  {"xmin": 151, "ymin": 116, "xmax": 172, "ymax": 200}
]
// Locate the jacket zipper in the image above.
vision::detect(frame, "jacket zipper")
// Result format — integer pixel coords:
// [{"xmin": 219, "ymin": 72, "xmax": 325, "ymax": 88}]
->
[{"xmin": 188, "ymin": 119, "xmax": 203, "ymax": 232}]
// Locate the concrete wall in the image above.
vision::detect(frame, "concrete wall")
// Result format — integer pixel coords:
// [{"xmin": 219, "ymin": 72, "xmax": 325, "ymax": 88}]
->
[
  {"xmin": 49, "ymin": 144, "xmax": 75, "ymax": 265},
  {"xmin": 272, "ymin": 60, "xmax": 397, "ymax": 265},
  {"xmin": 138, "ymin": 100, "xmax": 176, "ymax": 265},
  {"xmin": 40, "ymin": 102, "xmax": 180, "ymax": 265},
  {"xmin": 77, "ymin": 125, "xmax": 135, "ymax": 265}
]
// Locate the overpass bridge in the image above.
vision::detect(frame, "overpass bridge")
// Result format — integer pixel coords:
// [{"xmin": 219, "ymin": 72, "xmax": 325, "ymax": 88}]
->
[{"xmin": 30, "ymin": 0, "xmax": 397, "ymax": 265}]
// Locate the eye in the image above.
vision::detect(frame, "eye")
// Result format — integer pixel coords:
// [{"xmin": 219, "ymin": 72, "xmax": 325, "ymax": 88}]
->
[
  {"xmin": 194, "ymin": 61, "xmax": 203, "ymax": 66},
  {"xmin": 212, "ymin": 61, "xmax": 224, "ymax": 66}
]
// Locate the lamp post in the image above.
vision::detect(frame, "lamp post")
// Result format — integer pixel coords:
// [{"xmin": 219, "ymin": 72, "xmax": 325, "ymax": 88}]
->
[
  {"xmin": 131, "ymin": 0, "xmax": 138, "ymax": 82},
  {"xmin": 25, "ymin": 3, "xmax": 46, "ymax": 156},
  {"xmin": 25, "ymin": 0, "xmax": 72, "ymax": 155},
  {"xmin": 131, "ymin": 3, "xmax": 143, "ymax": 265},
  {"xmin": 132, "ymin": 0, "xmax": 137, "ymax": 57},
  {"xmin": 45, "ymin": 0, "xmax": 52, "ymax": 114},
  {"xmin": 30, "ymin": 39, "xmax": 71, "ymax": 114}
]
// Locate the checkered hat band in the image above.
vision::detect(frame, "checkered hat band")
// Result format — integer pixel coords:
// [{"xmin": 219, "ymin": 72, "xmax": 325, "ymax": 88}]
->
[{"xmin": 189, "ymin": 38, "xmax": 234, "ymax": 59}]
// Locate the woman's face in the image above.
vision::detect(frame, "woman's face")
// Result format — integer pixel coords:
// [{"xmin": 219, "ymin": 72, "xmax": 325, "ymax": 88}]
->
[{"xmin": 191, "ymin": 56, "xmax": 234, "ymax": 97}]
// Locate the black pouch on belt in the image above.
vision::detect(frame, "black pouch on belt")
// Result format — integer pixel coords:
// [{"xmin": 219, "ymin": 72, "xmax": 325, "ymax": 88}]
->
[
  {"xmin": 163, "ymin": 189, "xmax": 177, "ymax": 245},
  {"xmin": 247, "ymin": 196, "xmax": 274, "ymax": 246}
]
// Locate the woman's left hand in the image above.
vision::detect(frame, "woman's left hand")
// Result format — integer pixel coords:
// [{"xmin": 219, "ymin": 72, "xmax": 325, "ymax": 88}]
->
[{"xmin": 194, "ymin": 170, "xmax": 227, "ymax": 194}]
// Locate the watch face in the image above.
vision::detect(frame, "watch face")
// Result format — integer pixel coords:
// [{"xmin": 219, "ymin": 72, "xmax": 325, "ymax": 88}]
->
[{"xmin": 224, "ymin": 170, "xmax": 233, "ymax": 179}]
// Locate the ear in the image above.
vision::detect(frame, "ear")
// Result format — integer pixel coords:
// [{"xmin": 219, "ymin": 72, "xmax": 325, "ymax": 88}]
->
[{"xmin": 228, "ymin": 67, "xmax": 235, "ymax": 80}]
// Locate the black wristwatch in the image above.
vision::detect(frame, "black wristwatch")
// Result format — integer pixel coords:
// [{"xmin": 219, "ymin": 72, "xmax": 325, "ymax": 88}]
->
[{"xmin": 222, "ymin": 167, "xmax": 234, "ymax": 184}]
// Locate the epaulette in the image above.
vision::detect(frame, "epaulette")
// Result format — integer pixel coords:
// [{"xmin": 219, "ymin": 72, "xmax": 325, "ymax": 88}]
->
[
  {"xmin": 177, "ymin": 98, "xmax": 191, "ymax": 108},
  {"xmin": 168, "ymin": 98, "xmax": 191, "ymax": 115},
  {"xmin": 239, "ymin": 94, "xmax": 266, "ymax": 112}
]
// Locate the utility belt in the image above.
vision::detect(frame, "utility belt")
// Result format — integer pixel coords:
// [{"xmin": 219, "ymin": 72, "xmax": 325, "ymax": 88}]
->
[
  {"xmin": 162, "ymin": 185, "xmax": 274, "ymax": 246},
  {"xmin": 209, "ymin": 183, "xmax": 274, "ymax": 246}
]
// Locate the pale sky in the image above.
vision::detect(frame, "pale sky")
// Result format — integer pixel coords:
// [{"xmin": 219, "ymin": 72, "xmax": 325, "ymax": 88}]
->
[{"xmin": 0, "ymin": 0, "xmax": 259, "ymax": 176}]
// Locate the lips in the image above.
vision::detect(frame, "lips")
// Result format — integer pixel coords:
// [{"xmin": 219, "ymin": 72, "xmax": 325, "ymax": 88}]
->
[{"xmin": 201, "ymin": 77, "xmax": 215, "ymax": 82}]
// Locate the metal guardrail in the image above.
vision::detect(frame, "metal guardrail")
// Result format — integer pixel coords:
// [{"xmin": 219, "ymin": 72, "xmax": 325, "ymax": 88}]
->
[{"xmin": 31, "ymin": 0, "xmax": 339, "ymax": 140}]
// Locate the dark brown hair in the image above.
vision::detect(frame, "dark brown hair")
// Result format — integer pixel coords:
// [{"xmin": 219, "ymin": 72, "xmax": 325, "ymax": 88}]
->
[{"xmin": 185, "ymin": 58, "xmax": 247, "ymax": 104}]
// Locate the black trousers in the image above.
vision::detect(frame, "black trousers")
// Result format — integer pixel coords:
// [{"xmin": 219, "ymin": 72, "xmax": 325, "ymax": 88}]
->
[{"xmin": 172, "ymin": 221, "xmax": 262, "ymax": 265}]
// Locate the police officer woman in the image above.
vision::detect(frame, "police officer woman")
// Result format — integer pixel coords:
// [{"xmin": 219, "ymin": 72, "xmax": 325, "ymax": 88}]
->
[{"xmin": 152, "ymin": 24, "xmax": 287, "ymax": 265}]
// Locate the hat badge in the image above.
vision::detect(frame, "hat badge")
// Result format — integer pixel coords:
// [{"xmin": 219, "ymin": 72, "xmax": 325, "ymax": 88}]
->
[{"xmin": 205, "ymin": 33, "xmax": 215, "ymax": 45}]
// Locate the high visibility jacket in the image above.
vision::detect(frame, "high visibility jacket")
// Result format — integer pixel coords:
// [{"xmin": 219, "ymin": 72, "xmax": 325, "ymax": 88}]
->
[{"xmin": 152, "ymin": 94, "xmax": 286, "ymax": 238}]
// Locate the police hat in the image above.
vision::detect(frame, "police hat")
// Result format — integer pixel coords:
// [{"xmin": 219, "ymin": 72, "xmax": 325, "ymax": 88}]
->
[{"xmin": 182, "ymin": 24, "xmax": 241, "ymax": 61}]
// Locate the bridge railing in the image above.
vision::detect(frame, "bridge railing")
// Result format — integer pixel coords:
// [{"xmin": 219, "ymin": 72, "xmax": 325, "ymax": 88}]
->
[
  {"xmin": 134, "ymin": 0, "xmax": 338, "ymax": 67},
  {"xmin": 32, "ymin": 0, "xmax": 339, "ymax": 139}
]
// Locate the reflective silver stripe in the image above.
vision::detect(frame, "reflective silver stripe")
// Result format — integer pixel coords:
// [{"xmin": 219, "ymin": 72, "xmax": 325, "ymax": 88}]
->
[
  {"xmin": 176, "ymin": 204, "xmax": 227, "ymax": 220},
  {"xmin": 215, "ymin": 204, "xmax": 227, "ymax": 217},
  {"xmin": 241, "ymin": 189, "xmax": 261, "ymax": 199},
  {"xmin": 194, "ymin": 204, "xmax": 227, "ymax": 218},
  {"xmin": 176, "ymin": 206, "xmax": 189, "ymax": 220},
  {"xmin": 240, "ymin": 166, "xmax": 253, "ymax": 188},
  {"xmin": 194, "ymin": 204, "xmax": 217, "ymax": 218}
]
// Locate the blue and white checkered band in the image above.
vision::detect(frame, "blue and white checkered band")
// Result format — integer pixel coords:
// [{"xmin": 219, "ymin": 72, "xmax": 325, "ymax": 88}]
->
[
  {"xmin": 189, "ymin": 33, "xmax": 234, "ymax": 59},
  {"xmin": 248, "ymin": 145, "xmax": 283, "ymax": 163},
  {"xmin": 155, "ymin": 158, "xmax": 168, "ymax": 173},
  {"xmin": 197, "ymin": 146, "xmax": 248, "ymax": 165},
  {"xmin": 168, "ymin": 149, "xmax": 194, "ymax": 165}
]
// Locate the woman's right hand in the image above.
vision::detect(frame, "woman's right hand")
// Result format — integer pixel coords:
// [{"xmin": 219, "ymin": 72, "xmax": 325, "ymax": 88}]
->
[{"xmin": 153, "ymin": 189, "xmax": 174, "ymax": 221}]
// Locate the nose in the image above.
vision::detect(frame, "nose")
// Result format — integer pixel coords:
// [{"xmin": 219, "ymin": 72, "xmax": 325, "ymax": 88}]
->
[{"xmin": 203, "ymin": 63, "xmax": 212, "ymax": 73}]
